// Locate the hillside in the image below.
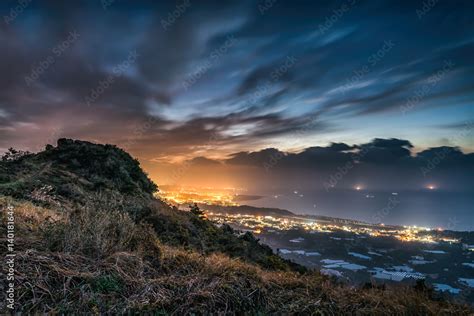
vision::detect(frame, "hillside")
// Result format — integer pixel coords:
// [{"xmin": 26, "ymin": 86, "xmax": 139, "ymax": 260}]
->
[
  {"xmin": 0, "ymin": 139, "xmax": 472, "ymax": 314},
  {"xmin": 0, "ymin": 139, "xmax": 299, "ymax": 271},
  {"xmin": 199, "ymin": 203, "xmax": 295, "ymax": 217}
]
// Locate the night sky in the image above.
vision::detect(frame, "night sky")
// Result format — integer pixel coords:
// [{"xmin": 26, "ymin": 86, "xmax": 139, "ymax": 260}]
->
[{"xmin": 1, "ymin": 1, "xmax": 473, "ymax": 201}]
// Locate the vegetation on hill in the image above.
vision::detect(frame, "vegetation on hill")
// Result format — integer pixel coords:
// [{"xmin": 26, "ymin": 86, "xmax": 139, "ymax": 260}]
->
[
  {"xmin": 0, "ymin": 139, "xmax": 299, "ymax": 271},
  {"xmin": 0, "ymin": 139, "xmax": 472, "ymax": 314},
  {"xmin": 0, "ymin": 139, "xmax": 156, "ymax": 215}
]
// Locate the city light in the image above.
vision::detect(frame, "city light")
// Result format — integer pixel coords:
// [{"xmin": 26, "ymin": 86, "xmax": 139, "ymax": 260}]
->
[
  {"xmin": 159, "ymin": 187, "xmax": 460, "ymax": 245},
  {"xmin": 204, "ymin": 211, "xmax": 459, "ymax": 245},
  {"xmin": 157, "ymin": 187, "xmax": 239, "ymax": 206}
]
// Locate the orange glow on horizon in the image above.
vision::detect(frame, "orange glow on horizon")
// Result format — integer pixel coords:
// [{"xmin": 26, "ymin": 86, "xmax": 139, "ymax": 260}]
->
[{"xmin": 157, "ymin": 185, "xmax": 242, "ymax": 207}]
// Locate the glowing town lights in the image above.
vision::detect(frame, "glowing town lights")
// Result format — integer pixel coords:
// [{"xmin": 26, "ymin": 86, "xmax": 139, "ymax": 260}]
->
[
  {"xmin": 158, "ymin": 188, "xmax": 239, "ymax": 206},
  {"xmin": 427, "ymin": 185, "xmax": 436, "ymax": 190},
  {"xmin": 204, "ymin": 211, "xmax": 458, "ymax": 245},
  {"xmin": 159, "ymin": 187, "xmax": 459, "ymax": 246}
]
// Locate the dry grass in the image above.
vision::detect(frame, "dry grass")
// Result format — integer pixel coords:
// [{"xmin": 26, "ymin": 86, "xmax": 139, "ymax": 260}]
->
[
  {"xmin": 6, "ymin": 246, "xmax": 472, "ymax": 315},
  {"xmin": 0, "ymin": 196, "xmax": 63, "ymax": 231},
  {"xmin": 1, "ymin": 197, "xmax": 473, "ymax": 315},
  {"xmin": 45, "ymin": 206, "xmax": 137, "ymax": 258}
]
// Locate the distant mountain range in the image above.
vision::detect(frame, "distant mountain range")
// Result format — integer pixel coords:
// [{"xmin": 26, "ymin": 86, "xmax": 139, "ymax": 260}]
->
[{"xmin": 200, "ymin": 203, "xmax": 295, "ymax": 217}]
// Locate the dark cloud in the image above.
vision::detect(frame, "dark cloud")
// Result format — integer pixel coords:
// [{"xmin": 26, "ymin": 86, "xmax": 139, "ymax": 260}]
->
[
  {"xmin": 417, "ymin": 146, "xmax": 474, "ymax": 167},
  {"xmin": 189, "ymin": 156, "xmax": 222, "ymax": 166},
  {"xmin": 327, "ymin": 142, "xmax": 355, "ymax": 152},
  {"xmin": 216, "ymin": 138, "xmax": 474, "ymax": 192},
  {"xmin": 357, "ymin": 138, "xmax": 413, "ymax": 163},
  {"xmin": 227, "ymin": 148, "xmax": 285, "ymax": 166},
  {"xmin": 236, "ymin": 61, "xmax": 295, "ymax": 97}
]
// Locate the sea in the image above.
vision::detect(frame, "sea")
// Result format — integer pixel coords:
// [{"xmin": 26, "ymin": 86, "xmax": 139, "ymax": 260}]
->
[{"xmin": 242, "ymin": 189, "xmax": 474, "ymax": 231}]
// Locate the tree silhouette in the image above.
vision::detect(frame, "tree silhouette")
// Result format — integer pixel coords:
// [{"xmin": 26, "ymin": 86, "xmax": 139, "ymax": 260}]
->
[
  {"xmin": 189, "ymin": 203, "xmax": 205, "ymax": 219},
  {"xmin": 1, "ymin": 148, "xmax": 31, "ymax": 162}
]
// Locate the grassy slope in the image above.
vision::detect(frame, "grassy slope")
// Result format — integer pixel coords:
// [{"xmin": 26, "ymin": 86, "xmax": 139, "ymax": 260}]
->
[
  {"xmin": 0, "ymin": 197, "xmax": 471, "ymax": 314},
  {"xmin": 0, "ymin": 140, "xmax": 472, "ymax": 314},
  {"xmin": 0, "ymin": 140, "xmax": 299, "ymax": 272}
]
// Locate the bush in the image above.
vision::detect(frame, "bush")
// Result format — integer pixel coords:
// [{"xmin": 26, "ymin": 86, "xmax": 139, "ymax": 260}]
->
[{"xmin": 128, "ymin": 223, "xmax": 162, "ymax": 267}]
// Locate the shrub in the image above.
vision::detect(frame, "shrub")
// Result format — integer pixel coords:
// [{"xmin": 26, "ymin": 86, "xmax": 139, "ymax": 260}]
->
[
  {"xmin": 128, "ymin": 223, "xmax": 162, "ymax": 267},
  {"xmin": 189, "ymin": 203, "xmax": 205, "ymax": 218}
]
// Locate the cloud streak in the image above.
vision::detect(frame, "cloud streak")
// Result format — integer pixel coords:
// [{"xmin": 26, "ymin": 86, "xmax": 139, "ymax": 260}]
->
[{"xmin": 0, "ymin": 0, "xmax": 473, "ymax": 160}]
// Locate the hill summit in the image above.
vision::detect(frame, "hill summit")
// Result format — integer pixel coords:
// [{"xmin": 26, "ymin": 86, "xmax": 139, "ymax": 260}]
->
[{"xmin": 1, "ymin": 139, "xmax": 156, "ymax": 210}]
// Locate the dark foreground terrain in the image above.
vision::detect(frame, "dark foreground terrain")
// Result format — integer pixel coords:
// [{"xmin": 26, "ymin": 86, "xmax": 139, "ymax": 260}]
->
[{"xmin": 0, "ymin": 139, "xmax": 472, "ymax": 314}]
